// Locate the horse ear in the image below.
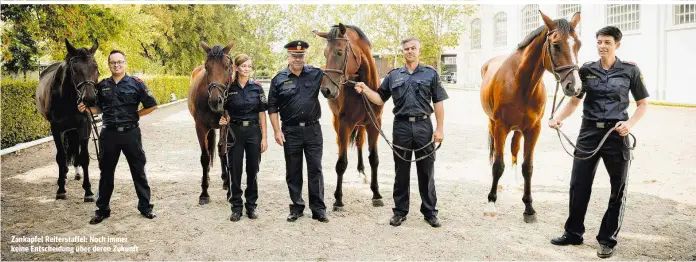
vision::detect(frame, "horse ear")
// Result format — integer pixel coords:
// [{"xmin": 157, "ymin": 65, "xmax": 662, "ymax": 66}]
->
[
  {"xmin": 339, "ymin": 23, "xmax": 347, "ymax": 35},
  {"xmin": 570, "ymin": 12, "xmax": 581, "ymax": 29},
  {"xmin": 538, "ymin": 10, "xmax": 556, "ymax": 31},
  {"xmin": 65, "ymin": 39, "xmax": 77, "ymax": 55},
  {"xmin": 223, "ymin": 41, "xmax": 234, "ymax": 54},
  {"xmin": 200, "ymin": 41, "xmax": 211, "ymax": 54},
  {"xmin": 89, "ymin": 39, "xmax": 98, "ymax": 54},
  {"xmin": 312, "ymin": 30, "xmax": 328, "ymax": 39}
]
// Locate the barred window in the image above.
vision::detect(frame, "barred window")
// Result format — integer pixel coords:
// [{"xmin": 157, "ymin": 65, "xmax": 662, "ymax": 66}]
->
[
  {"xmin": 606, "ymin": 4, "xmax": 640, "ymax": 31},
  {"xmin": 558, "ymin": 4, "xmax": 581, "ymax": 35},
  {"xmin": 471, "ymin": 19, "xmax": 481, "ymax": 49},
  {"xmin": 493, "ymin": 12, "xmax": 507, "ymax": 47},
  {"xmin": 521, "ymin": 4, "xmax": 540, "ymax": 37},
  {"xmin": 674, "ymin": 4, "xmax": 696, "ymax": 25},
  {"xmin": 444, "ymin": 57, "xmax": 456, "ymax": 65}
]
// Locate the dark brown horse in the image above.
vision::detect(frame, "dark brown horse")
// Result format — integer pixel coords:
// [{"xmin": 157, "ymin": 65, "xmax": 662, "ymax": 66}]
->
[
  {"xmin": 188, "ymin": 41, "xmax": 236, "ymax": 205},
  {"xmin": 36, "ymin": 39, "xmax": 99, "ymax": 201},
  {"xmin": 314, "ymin": 23, "xmax": 384, "ymax": 211},
  {"xmin": 480, "ymin": 11, "xmax": 582, "ymax": 222}
]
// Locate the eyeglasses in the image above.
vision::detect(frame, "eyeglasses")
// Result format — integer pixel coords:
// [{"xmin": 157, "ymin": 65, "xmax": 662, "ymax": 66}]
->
[{"xmin": 109, "ymin": 61, "xmax": 126, "ymax": 66}]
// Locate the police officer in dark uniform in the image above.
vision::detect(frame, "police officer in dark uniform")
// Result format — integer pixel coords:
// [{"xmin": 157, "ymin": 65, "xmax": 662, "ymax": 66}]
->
[
  {"xmin": 354, "ymin": 36, "xmax": 449, "ymax": 228},
  {"xmin": 548, "ymin": 26, "xmax": 649, "ymax": 258},
  {"xmin": 79, "ymin": 50, "xmax": 158, "ymax": 224},
  {"xmin": 218, "ymin": 54, "xmax": 268, "ymax": 222},
  {"xmin": 268, "ymin": 40, "xmax": 331, "ymax": 223}
]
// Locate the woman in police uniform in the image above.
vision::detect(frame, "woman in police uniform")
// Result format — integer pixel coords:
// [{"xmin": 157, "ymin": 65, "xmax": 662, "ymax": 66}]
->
[
  {"xmin": 548, "ymin": 26, "xmax": 649, "ymax": 258},
  {"xmin": 219, "ymin": 54, "xmax": 268, "ymax": 221}
]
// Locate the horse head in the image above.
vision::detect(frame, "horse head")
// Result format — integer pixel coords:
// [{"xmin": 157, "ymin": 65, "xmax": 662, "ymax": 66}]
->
[
  {"xmin": 65, "ymin": 39, "xmax": 99, "ymax": 107},
  {"xmin": 201, "ymin": 41, "xmax": 235, "ymax": 113},
  {"xmin": 314, "ymin": 23, "xmax": 363, "ymax": 100},
  {"xmin": 540, "ymin": 10, "xmax": 582, "ymax": 97}
]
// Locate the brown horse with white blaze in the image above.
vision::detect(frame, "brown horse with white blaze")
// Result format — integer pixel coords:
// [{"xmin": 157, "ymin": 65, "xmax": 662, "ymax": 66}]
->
[
  {"xmin": 480, "ymin": 11, "xmax": 582, "ymax": 222},
  {"xmin": 314, "ymin": 23, "xmax": 385, "ymax": 211},
  {"xmin": 188, "ymin": 41, "xmax": 236, "ymax": 205}
]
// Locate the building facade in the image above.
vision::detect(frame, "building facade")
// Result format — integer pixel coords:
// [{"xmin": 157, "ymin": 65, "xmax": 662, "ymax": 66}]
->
[{"xmin": 452, "ymin": 4, "xmax": 696, "ymax": 104}]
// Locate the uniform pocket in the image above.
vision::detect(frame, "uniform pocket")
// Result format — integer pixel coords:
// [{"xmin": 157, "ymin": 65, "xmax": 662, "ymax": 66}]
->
[
  {"xmin": 609, "ymin": 78, "xmax": 630, "ymax": 103},
  {"xmin": 416, "ymin": 80, "xmax": 432, "ymax": 102},
  {"xmin": 279, "ymin": 83, "xmax": 297, "ymax": 97},
  {"xmin": 391, "ymin": 81, "xmax": 406, "ymax": 100},
  {"xmin": 119, "ymin": 89, "xmax": 139, "ymax": 104}
]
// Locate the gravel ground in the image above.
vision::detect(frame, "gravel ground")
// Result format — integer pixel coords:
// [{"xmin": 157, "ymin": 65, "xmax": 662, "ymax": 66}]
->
[{"xmin": 2, "ymin": 88, "xmax": 695, "ymax": 260}]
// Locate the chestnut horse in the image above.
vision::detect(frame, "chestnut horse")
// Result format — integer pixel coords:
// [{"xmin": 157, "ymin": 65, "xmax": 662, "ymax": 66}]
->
[
  {"xmin": 480, "ymin": 11, "xmax": 582, "ymax": 222},
  {"xmin": 188, "ymin": 41, "xmax": 236, "ymax": 205},
  {"xmin": 314, "ymin": 23, "xmax": 385, "ymax": 211},
  {"xmin": 36, "ymin": 39, "xmax": 99, "ymax": 201}
]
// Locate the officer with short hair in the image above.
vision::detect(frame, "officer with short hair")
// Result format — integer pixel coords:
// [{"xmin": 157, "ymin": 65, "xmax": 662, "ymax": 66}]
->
[
  {"xmin": 78, "ymin": 49, "xmax": 158, "ymax": 224},
  {"xmin": 268, "ymin": 40, "xmax": 330, "ymax": 223},
  {"xmin": 548, "ymin": 26, "xmax": 649, "ymax": 258},
  {"xmin": 354, "ymin": 36, "xmax": 449, "ymax": 228}
]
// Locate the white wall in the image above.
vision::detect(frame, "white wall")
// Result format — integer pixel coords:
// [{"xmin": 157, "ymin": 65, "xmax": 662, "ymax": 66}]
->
[{"xmin": 455, "ymin": 4, "xmax": 696, "ymax": 104}]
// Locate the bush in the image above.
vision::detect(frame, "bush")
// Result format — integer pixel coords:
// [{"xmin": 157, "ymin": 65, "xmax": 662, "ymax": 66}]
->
[
  {"xmin": 1, "ymin": 79, "xmax": 51, "ymax": 149},
  {"xmin": 1, "ymin": 75, "xmax": 190, "ymax": 149}
]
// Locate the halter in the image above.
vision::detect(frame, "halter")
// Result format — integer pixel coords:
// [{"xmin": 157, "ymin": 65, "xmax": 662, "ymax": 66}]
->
[{"xmin": 543, "ymin": 29, "xmax": 579, "ymax": 83}]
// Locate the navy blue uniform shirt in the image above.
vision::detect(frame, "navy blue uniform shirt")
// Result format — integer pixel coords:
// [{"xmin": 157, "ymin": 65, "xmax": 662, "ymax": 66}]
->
[
  {"xmin": 576, "ymin": 57, "xmax": 649, "ymax": 121},
  {"xmin": 377, "ymin": 64, "xmax": 449, "ymax": 117},
  {"xmin": 97, "ymin": 74, "xmax": 158, "ymax": 126},
  {"xmin": 268, "ymin": 65, "xmax": 323, "ymax": 123},
  {"xmin": 224, "ymin": 79, "xmax": 268, "ymax": 121}
]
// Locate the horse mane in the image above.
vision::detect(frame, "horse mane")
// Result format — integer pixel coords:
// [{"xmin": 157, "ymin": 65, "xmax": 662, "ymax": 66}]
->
[
  {"xmin": 328, "ymin": 24, "xmax": 372, "ymax": 48},
  {"xmin": 517, "ymin": 18, "xmax": 573, "ymax": 50},
  {"xmin": 36, "ymin": 62, "xmax": 67, "ymax": 120}
]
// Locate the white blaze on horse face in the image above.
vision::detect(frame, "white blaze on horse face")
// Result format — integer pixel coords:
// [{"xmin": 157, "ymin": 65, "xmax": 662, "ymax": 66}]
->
[{"xmin": 567, "ymin": 37, "xmax": 583, "ymax": 94}]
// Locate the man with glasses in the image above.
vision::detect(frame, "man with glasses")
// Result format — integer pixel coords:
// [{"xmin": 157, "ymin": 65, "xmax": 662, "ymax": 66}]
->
[
  {"xmin": 78, "ymin": 50, "xmax": 158, "ymax": 224},
  {"xmin": 268, "ymin": 40, "xmax": 330, "ymax": 223}
]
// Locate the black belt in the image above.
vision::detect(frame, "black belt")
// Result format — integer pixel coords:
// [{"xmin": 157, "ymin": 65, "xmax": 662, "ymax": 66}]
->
[
  {"xmin": 283, "ymin": 120, "xmax": 319, "ymax": 127},
  {"xmin": 394, "ymin": 115, "xmax": 429, "ymax": 122},
  {"xmin": 582, "ymin": 119, "xmax": 621, "ymax": 129},
  {"xmin": 103, "ymin": 123, "xmax": 138, "ymax": 132},
  {"xmin": 229, "ymin": 119, "xmax": 259, "ymax": 127}
]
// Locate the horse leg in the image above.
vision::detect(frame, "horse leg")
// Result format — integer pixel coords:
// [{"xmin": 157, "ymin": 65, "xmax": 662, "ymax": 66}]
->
[
  {"xmin": 80, "ymin": 138, "xmax": 94, "ymax": 202},
  {"xmin": 366, "ymin": 124, "xmax": 383, "ymax": 207},
  {"xmin": 355, "ymin": 126, "xmax": 367, "ymax": 184},
  {"xmin": 502, "ymin": 131, "xmax": 522, "ymax": 190},
  {"xmin": 196, "ymin": 125, "xmax": 211, "ymax": 205},
  {"xmin": 334, "ymin": 122, "xmax": 354, "ymax": 211},
  {"xmin": 484, "ymin": 122, "xmax": 510, "ymax": 217},
  {"xmin": 521, "ymin": 125, "xmax": 541, "ymax": 223},
  {"xmin": 51, "ymin": 126, "xmax": 69, "ymax": 200}
]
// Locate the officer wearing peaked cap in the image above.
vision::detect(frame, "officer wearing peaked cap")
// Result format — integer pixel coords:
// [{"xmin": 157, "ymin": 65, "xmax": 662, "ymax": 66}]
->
[{"xmin": 268, "ymin": 40, "xmax": 334, "ymax": 223}]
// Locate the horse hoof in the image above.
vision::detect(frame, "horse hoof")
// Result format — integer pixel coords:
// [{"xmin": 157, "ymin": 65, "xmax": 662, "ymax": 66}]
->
[
  {"xmin": 222, "ymin": 183, "xmax": 229, "ymax": 190},
  {"xmin": 199, "ymin": 197, "xmax": 210, "ymax": 205},
  {"xmin": 372, "ymin": 199, "xmax": 384, "ymax": 207},
  {"xmin": 84, "ymin": 195, "xmax": 95, "ymax": 202},
  {"xmin": 74, "ymin": 174, "xmax": 81, "ymax": 180},
  {"xmin": 523, "ymin": 213, "xmax": 537, "ymax": 223},
  {"xmin": 333, "ymin": 206, "xmax": 344, "ymax": 212},
  {"xmin": 483, "ymin": 202, "xmax": 497, "ymax": 217},
  {"xmin": 56, "ymin": 193, "xmax": 67, "ymax": 200}
]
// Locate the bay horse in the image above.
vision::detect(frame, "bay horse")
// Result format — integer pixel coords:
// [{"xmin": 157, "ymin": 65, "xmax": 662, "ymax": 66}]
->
[
  {"xmin": 188, "ymin": 41, "xmax": 236, "ymax": 205},
  {"xmin": 36, "ymin": 39, "xmax": 99, "ymax": 201},
  {"xmin": 479, "ymin": 10, "xmax": 582, "ymax": 222},
  {"xmin": 314, "ymin": 23, "xmax": 384, "ymax": 211}
]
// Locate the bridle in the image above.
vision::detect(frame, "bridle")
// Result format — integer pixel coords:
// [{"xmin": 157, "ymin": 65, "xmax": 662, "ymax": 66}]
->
[
  {"xmin": 322, "ymin": 36, "xmax": 359, "ymax": 88},
  {"xmin": 545, "ymin": 29, "xmax": 636, "ymax": 160},
  {"xmin": 67, "ymin": 55, "xmax": 101, "ymax": 161},
  {"xmin": 322, "ymin": 34, "xmax": 442, "ymax": 162},
  {"xmin": 205, "ymin": 54, "xmax": 235, "ymax": 104}
]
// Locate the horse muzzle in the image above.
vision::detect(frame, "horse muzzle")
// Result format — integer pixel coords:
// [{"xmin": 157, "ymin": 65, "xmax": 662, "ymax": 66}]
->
[{"xmin": 321, "ymin": 87, "xmax": 339, "ymax": 99}]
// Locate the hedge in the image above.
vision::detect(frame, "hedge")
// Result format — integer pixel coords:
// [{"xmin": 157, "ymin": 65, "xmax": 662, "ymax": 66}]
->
[{"xmin": 1, "ymin": 75, "xmax": 190, "ymax": 149}]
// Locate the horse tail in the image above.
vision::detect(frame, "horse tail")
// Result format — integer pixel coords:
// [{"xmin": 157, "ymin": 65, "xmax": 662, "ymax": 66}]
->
[
  {"xmin": 64, "ymin": 130, "xmax": 80, "ymax": 166},
  {"xmin": 207, "ymin": 129, "xmax": 216, "ymax": 166},
  {"xmin": 349, "ymin": 127, "xmax": 358, "ymax": 147}
]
